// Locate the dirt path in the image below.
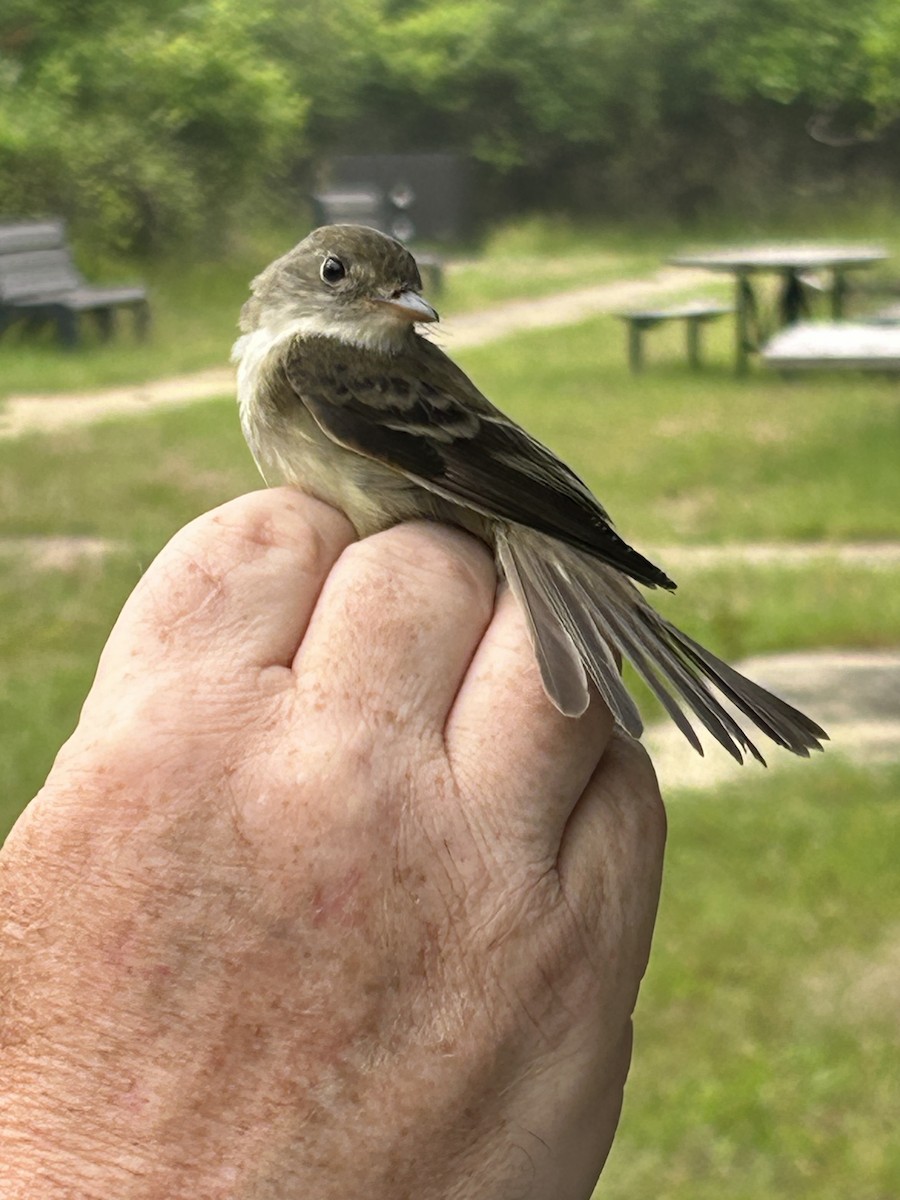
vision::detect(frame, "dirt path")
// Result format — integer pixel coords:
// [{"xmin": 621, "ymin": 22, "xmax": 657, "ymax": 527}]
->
[
  {"xmin": 0, "ymin": 267, "xmax": 707, "ymax": 440},
  {"xmin": 5, "ymin": 534, "xmax": 898, "ymax": 572},
  {"xmin": 643, "ymin": 542, "xmax": 900, "ymax": 570},
  {"xmin": 435, "ymin": 266, "xmax": 707, "ymax": 348}
]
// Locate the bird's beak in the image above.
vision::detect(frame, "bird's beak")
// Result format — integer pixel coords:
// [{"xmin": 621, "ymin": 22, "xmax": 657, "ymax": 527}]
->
[{"xmin": 374, "ymin": 290, "xmax": 439, "ymax": 324}]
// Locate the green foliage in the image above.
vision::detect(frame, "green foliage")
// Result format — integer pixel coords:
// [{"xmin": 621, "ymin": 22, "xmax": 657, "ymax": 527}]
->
[
  {"xmin": 0, "ymin": 0, "xmax": 303, "ymax": 252},
  {"xmin": 671, "ymin": 0, "xmax": 875, "ymax": 107},
  {"xmin": 3, "ymin": 0, "xmax": 900, "ymax": 251},
  {"xmin": 863, "ymin": 0, "xmax": 900, "ymax": 120},
  {"xmin": 374, "ymin": 0, "xmax": 621, "ymax": 166}
]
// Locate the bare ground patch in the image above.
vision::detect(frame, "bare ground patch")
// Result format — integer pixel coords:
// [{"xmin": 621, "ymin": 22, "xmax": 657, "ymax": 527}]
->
[
  {"xmin": 644, "ymin": 542, "xmax": 900, "ymax": 571},
  {"xmin": 803, "ymin": 926, "xmax": 900, "ymax": 1033},
  {"xmin": 0, "ymin": 535, "xmax": 124, "ymax": 570},
  {"xmin": 645, "ymin": 650, "xmax": 900, "ymax": 792}
]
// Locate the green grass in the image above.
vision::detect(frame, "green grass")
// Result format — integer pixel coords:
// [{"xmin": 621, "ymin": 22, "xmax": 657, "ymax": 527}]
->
[
  {"xmin": 438, "ymin": 217, "xmax": 664, "ymax": 314},
  {"xmin": 600, "ymin": 758, "xmax": 900, "ymax": 1199},
  {"xmin": 0, "ymin": 400, "xmax": 258, "ymax": 548},
  {"xmin": 650, "ymin": 559, "xmax": 900, "ymax": 658},
  {"xmin": 1, "ymin": 312, "xmax": 897, "ymax": 549},
  {"xmin": 461, "ymin": 315, "xmax": 900, "ymax": 544},
  {"xmin": 0, "ymin": 551, "xmax": 147, "ymax": 839}
]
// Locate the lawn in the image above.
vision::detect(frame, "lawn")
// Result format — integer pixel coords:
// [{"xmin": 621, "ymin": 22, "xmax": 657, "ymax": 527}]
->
[
  {"xmin": 603, "ymin": 759, "xmax": 900, "ymax": 1199},
  {"xmin": 1, "ymin": 222, "xmax": 898, "ymax": 1197}
]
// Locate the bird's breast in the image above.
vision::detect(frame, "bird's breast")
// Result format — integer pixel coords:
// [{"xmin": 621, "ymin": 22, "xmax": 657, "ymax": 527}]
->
[{"xmin": 235, "ymin": 334, "xmax": 414, "ymax": 538}]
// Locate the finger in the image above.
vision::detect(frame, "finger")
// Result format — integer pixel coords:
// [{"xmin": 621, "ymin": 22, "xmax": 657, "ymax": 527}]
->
[
  {"xmin": 558, "ymin": 733, "xmax": 666, "ymax": 970},
  {"xmin": 97, "ymin": 489, "xmax": 355, "ymax": 682},
  {"xmin": 445, "ymin": 586, "xmax": 614, "ymax": 848},
  {"xmin": 294, "ymin": 521, "xmax": 497, "ymax": 726}
]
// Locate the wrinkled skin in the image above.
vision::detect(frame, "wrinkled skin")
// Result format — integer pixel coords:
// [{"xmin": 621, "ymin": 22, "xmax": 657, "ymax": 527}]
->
[{"xmin": 0, "ymin": 489, "xmax": 666, "ymax": 1200}]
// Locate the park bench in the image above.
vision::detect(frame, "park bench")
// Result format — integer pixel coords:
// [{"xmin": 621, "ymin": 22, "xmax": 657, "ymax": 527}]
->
[
  {"xmin": 616, "ymin": 300, "xmax": 733, "ymax": 372},
  {"xmin": 762, "ymin": 321, "xmax": 900, "ymax": 371},
  {"xmin": 0, "ymin": 219, "xmax": 149, "ymax": 347}
]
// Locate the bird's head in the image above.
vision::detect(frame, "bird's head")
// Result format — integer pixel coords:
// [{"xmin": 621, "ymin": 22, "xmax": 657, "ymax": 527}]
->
[{"xmin": 238, "ymin": 224, "xmax": 439, "ymax": 353}]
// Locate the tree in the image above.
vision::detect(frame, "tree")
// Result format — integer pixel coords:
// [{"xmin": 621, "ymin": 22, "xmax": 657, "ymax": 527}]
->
[{"xmin": 0, "ymin": 0, "xmax": 303, "ymax": 253}]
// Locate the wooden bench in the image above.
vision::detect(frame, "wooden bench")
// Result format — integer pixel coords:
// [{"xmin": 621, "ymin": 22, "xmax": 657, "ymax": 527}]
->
[
  {"xmin": 0, "ymin": 219, "xmax": 149, "ymax": 347},
  {"xmin": 617, "ymin": 301, "xmax": 732, "ymax": 372},
  {"xmin": 762, "ymin": 322, "xmax": 900, "ymax": 371}
]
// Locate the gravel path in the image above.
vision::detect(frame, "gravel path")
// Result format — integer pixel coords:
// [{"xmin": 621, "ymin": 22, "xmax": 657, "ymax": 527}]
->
[
  {"xmin": 5, "ymin": 534, "xmax": 898, "ymax": 572},
  {"xmin": 644, "ymin": 542, "xmax": 900, "ymax": 570}
]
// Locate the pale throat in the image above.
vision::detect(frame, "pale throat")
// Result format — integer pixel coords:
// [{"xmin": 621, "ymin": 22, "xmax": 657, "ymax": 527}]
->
[{"xmin": 232, "ymin": 302, "xmax": 412, "ymax": 370}]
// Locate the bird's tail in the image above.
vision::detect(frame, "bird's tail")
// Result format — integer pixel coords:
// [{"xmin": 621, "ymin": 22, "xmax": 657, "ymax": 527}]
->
[{"xmin": 496, "ymin": 526, "xmax": 828, "ymax": 764}]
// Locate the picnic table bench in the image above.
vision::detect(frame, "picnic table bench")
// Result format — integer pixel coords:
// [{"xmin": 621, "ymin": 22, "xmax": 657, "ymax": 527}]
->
[
  {"xmin": 0, "ymin": 219, "xmax": 149, "ymax": 347},
  {"xmin": 762, "ymin": 322, "xmax": 900, "ymax": 371},
  {"xmin": 617, "ymin": 300, "xmax": 733, "ymax": 372}
]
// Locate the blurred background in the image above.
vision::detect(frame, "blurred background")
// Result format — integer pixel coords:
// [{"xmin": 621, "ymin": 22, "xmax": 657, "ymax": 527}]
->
[{"xmin": 0, "ymin": 0, "xmax": 898, "ymax": 1195}]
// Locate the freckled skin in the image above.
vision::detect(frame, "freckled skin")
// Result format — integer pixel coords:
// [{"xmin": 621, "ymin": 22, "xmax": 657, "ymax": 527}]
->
[{"xmin": 0, "ymin": 489, "xmax": 666, "ymax": 1199}]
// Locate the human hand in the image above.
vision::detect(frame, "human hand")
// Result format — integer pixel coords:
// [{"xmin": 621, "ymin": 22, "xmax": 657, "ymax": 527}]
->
[{"xmin": 0, "ymin": 488, "xmax": 665, "ymax": 1200}]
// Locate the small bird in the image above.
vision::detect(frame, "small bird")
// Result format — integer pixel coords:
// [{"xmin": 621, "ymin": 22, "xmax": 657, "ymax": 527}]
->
[{"xmin": 233, "ymin": 224, "xmax": 826, "ymax": 763}]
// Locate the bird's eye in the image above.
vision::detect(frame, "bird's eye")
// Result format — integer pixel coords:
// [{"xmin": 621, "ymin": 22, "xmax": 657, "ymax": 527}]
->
[{"xmin": 320, "ymin": 256, "xmax": 346, "ymax": 284}]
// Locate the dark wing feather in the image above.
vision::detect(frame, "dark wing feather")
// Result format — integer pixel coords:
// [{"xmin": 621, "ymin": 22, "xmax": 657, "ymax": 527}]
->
[{"xmin": 284, "ymin": 334, "xmax": 675, "ymax": 591}]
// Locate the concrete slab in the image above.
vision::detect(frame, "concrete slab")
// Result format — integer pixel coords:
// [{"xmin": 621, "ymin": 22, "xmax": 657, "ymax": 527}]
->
[
  {"xmin": 644, "ymin": 650, "xmax": 900, "ymax": 793},
  {"xmin": 763, "ymin": 322, "xmax": 900, "ymax": 370}
]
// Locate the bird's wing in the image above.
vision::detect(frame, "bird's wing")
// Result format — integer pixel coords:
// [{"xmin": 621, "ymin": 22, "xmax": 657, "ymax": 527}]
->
[{"xmin": 283, "ymin": 334, "xmax": 674, "ymax": 590}]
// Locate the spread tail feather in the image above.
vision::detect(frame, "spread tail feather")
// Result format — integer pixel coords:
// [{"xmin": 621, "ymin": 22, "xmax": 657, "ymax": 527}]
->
[{"xmin": 498, "ymin": 527, "xmax": 828, "ymax": 763}]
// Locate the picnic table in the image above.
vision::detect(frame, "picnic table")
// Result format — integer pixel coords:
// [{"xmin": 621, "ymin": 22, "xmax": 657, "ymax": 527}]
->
[{"xmin": 668, "ymin": 244, "xmax": 888, "ymax": 373}]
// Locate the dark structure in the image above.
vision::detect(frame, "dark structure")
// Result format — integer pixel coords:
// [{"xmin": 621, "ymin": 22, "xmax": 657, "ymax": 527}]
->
[
  {"xmin": 312, "ymin": 158, "xmax": 468, "ymax": 294},
  {"xmin": 318, "ymin": 154, "xmax": 469, "ymax": 245}
]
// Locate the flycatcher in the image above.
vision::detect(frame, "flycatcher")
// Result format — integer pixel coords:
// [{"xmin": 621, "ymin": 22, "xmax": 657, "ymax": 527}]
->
[{"xmin": 232, "ymin": 224, "xmax": 826, "ymax": 763}]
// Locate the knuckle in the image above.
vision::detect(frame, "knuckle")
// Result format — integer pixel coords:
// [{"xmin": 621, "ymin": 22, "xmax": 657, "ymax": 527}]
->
[
  {"xmin": 621, "ymin": 738, "xmax": 667, "ymax": 847},
  {"xmin": 605, "ymin": 734, "xmax": 666, "ymax": 847},
  {"xmin": 144, "ymin": 490, "xmax": 352, "ymax": 622},
  {"xmin": 204, "ymin": 488, "xmax": 353, "ymax": 572},
  {"xmin": 350, "ymin": 521, "xmax": 496, "ymax": 610}
]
